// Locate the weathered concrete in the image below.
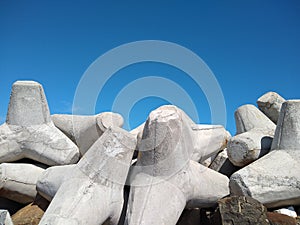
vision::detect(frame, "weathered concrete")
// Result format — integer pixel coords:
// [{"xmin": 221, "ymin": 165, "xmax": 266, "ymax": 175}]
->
[
  {"xmin": 126, "ymin": 105, "xmax": 229, "ymax": 225},
  {"xmin": 230, "ymin": 149, "xmax": 300, "ymax": 208},
  {"xmin": 200, "ymin": 154, "xmax": 216, "ymax": 167},
  {"xmin": 0, "ymin": 163, "xmax": 44, "ymax": 204},
  {"xmin": 227, "ymin": 104, "xmax": 276, "ymax": 167},
  {"xmin": 227, "ymin": 128, "xmax": 274, "ymax": 167},
  {"xmin": 234, "ymin": 104, "xmax": 276, "ymax": 134},
  {"xmin": 271, "ymin": 100, "xmax": 300, "ymax": 150},
  {"xmin": 0, "ymin": 210, "xmax": 14, "ymax": 225},
  {"xmin": 129, "ymin": 123, "xmax": 145, "ymax": 154},
  {"xmin": 191, "ymin": 124, "xmax": 230, "ymax": 163},
  {"xmin": 39, "ymin": 127, "xmax": 136, "ymax": 225},
  {"xmin": 209, "ymin": 149, "xmax": 238, "ymax": 177},
  {"xmin": 133, "ymin": 108, "xmax": 230, "ymax": 163},
  {"xmin": 257, "ymin": 91, "xmax": 285, "ymax": 124},
  {"xmin": 129, "ymin": 123, "xmax": 144, "ymax": 141},
  {"xmin": 209, "ymin": 150, "xmax": 228, "ymax": 171},
  {"xmin": 230, "ymin": 100, "xmax": 300, "ymax": 208},
  {"xmin": 52, "ymin": 112, "xmax": 124, "ymax": 156},
  {"xmin": 37, "ymin": 122, "xmax": 142, "ymax": 201},
  {"xmin": 36, "ymin": 164, "xmax": 76, "ymax": 201},
  {"xmin": 6, "ymin": 81, "xmax": 51, "ymax": 126},
  {"xmin": 0, "ymin": 81, "xmax": 80, "ymax": 165}
]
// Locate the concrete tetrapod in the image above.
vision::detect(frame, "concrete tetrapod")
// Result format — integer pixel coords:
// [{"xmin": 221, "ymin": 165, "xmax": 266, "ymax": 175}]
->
[
  {"xmin": 52, "ymin": 112, "xmax": 124, "ymax": 156},
  {"xmin": 209, "ymin": 148, "xmax": 239, "ymax": 177},
  {"xmin": 36, "ymin": 124, "xmax": 146, "ymax": 201},
  {"xmin": 125, "ymin": 105, "xmax": 229, "ymax": 225},
  {"xmin": 39, "ymin": 126, "xmax": 136, "ymax": 225},
  {"xmin": 234, "ymin": 104, "xmax": 276, "ymax": 135},
  {"xmin": 227, "ymin": 104, "xmax": 276, "ymax": 167},
  {"xmin": 36, "ymin": 164, "xmax": 75, "ymax": 201},
  {"xmin": 37, "ymin": 123, "xmax": 141, "ymax": 201},
  {"xmin": 0, "ymin": 163, "xmax": 44, "ymax": 204},
  {"xmin": 129, "ymin": 109, "xmax": 230, "ymax": 163},
  {"xmin": 37, "ymin": 123, "xmax": 144, "ymax": 201},
  {"xmin": 190, "ymin": 124, "xmax": 230, "ymax": 163},
  {"xmin": 230, "ymin": 100, "xmax": 300, "ymax": 208},
  {"xmin": 0, "ymin": 81, "xmax": 79, "ymax": 165},
  {"xmin": 257, "ymin": 91, "xmax": 285, "ymax": 124},
  {"xmin": 37, "ymin": 108, "xmax": 230, "ymax": 202}
]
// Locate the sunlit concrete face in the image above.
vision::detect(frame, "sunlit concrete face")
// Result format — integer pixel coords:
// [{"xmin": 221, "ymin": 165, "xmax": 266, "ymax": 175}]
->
[
  {"xmin": 39, "ymin": 127, "xmax": 136, "ymax": 225},
  {"xmin": 227, "ymin": 104, "xmax": 276, "ymax": 167},
  {"xmin": 0, "ymin": 81, "xmax": 80, "ymax": 166},
  {"xmin": 230, "ymin": 100, "xmax": 300, "ymax": 208},
  {"xmin": 126, "ymin": 105, "xmax": 229, "ymax": 225}
]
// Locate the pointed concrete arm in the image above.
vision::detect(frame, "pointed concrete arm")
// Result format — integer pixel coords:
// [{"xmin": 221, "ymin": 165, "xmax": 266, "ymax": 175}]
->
[
  {"xmin": 257, "ymin": 91, "xmax": 285, "ymax": 124},
  {"xmin": 227, "ymin": 104, "xmax": 276, "ymax": 167},
  {"xmin": 126, "ymin": 105, "xmax": 230, "ymax": 225},
  {"xmin": 39, "ymin": 127, "xmax": 136, "ymax": 225},
  {"xmin": 52, "ymin": 112, "xmax": 124, "ymax": 156},
  {"xmin": 126, "ymin": 173, "xmax": 186, "ymax": 225},
  {"xmin": 0, "ymin": 163, "xmax": 44, "ymax": 204},
  {"xmin": 234, "ymin": 104, "xmax": 275, "ymax": 134},
  {"xmin": 271, "ymin": 100, "xmax": 300, "ymax": 150},
  {"xmin": 7, "ymin": 81, "xmax": 51, "ymax": 126},
  {"xmin": 36, "ymin": 164, "xmax": 76, "ymax": 201},
  {"xmin": 0, "ymin": 81, "xmax": 80, "ymax": 166},
  {"xmin": 230, "ymin": 100, "xmax": 300, "ymax": 208}
]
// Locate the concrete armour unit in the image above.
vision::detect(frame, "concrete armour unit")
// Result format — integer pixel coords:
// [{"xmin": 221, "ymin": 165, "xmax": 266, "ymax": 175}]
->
[
  {"xmin": 190, "ymin": 124, "xmax": 230, "ymax": 163},
  {"xmin": 234, "ymin": 104, "xmax": 276, "ymax": 135},
  {"xmin": 39, "ymin": 127, "xmax": 136, "ymax": 225},
  {"xmin": 0, "ymin": 163, "xmax": 44, "ymax": 204},
  {"xmin": 36, "ymin": 164, "xmax": 76, "ymax": 201},
  {"xmin": 130, "ymin": 108, "xmax": 230, "ymax": 163},
  {"xmin": 125, "ymin": 105, "xmax": 229, "ymax": 225},
  {"xmin": 209, "ymin": 148, "xmax": 238, "ymax": 177},
  {"xmin": 257, "ymin": 91, "xmax": 285, "ymax": 124},
  {"xmin": 271, "ymin": 100, "xmax": 300, "ymax": 150},
  {"xmin": 227, "ymin": 128, "xmax": 274, "ymax": 167},
  {"xmin": 52, "ymin": 112, "xmax": 124, "ymax": 156},
  {"xmin": 227, "ymin": 104, "xmax": 276, "ymax": 167},
  {"xmin": 0, "ymin": 81, "xmax": 80, "ymax": 166},
  {"xmin": 38, "ymin": 110, "xmax": 230, "ymax": 203},
  {"xmin": 129, "ymin": 123, "xmax": 145, "ymax": 140},
  {"xmin": 6, "ymin": 81, "xmax": 51, "ymax": 126},
  {"xmin": 230, "ymin": 100, "xmax": 300, "ymax": 208}
]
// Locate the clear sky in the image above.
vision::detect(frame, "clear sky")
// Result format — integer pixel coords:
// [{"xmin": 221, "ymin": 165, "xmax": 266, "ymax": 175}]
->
[{"xmin": 1, "ymin": 1, "xmax": 300, "ymax": 135}]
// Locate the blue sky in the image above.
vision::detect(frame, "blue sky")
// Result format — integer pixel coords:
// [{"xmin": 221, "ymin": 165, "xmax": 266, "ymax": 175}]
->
[{"xmin": 0, "ymin": 1, "xmax": 300, "ymax": 134}]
